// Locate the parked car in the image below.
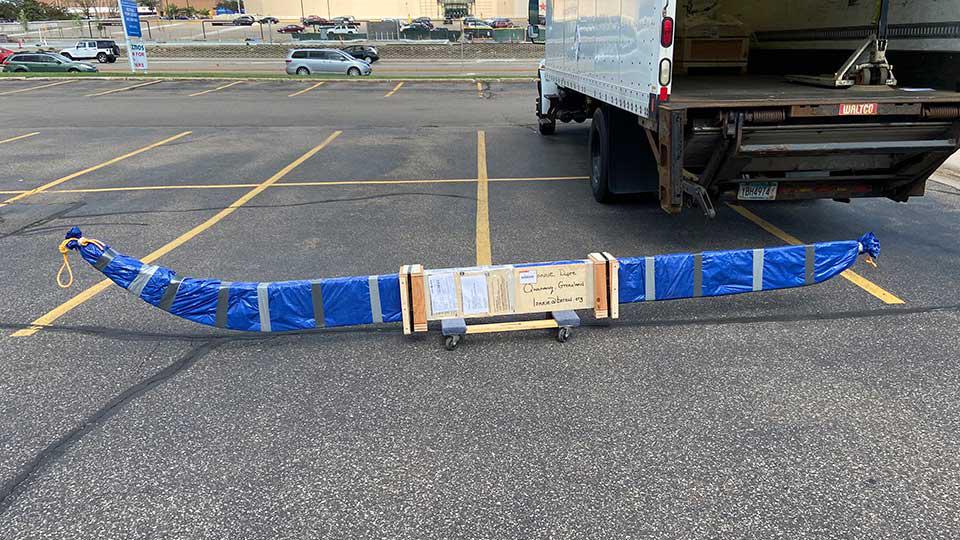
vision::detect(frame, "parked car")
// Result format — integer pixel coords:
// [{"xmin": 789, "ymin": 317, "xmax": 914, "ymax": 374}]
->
[
  {"xmin": 301, "ymin": 15, "xmax": 331, "ymax": 26},
  {"xmin": 2, "ymin": 52, "xmax": 97, "ymax": 73},
  {"xmin": 341, "ymin": 45, "xmax": 379, "ymax": 63},
  {"xmin": 59, "ymin": 40, "xmax": 119, "ymax": 63},
  {"xmin": 412, "ymin": 17, "xmax": 434, "ymax": 29},
  {"xmin": 332, "ymin": 16, "xmax": 359, "ymax": 27},
  {"xmin": 285, "ymin": 48, "xmax": 371, "ymax": 76},
  {"xmin": 278, "ymin": 24, "xmax": 304, "ymax": 34},
  {"xmin": 490, "ymin": 18, "xmax": 513, "ymax": 28},
  {"xmin": 463, "ymin": 20, "xmax": 492, "ymax": 30},
  {"xmin": 0, "ymin": 47, "xmax": 14, "ymax": 64},
  {"xmin": 259, "ymin": 16, "xmax": 279, "ymax": 24},
  {"xmin": 233, "ymin": 15, "xmax": 256, "ymax": 26},
  {"xmin": 326, "ymin": 25, "xmax": 358, "ymax": 38},
  {"xmin": 402, "ymin": 21, "xmax": 432, "ymax": 32}
]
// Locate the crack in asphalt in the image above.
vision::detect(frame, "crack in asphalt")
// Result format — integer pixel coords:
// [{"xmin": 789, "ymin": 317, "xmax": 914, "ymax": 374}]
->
[
  {"xmin": 1, "ymin": 192, "xmax": 477, "ymax": 222},
  {"xmin": 0, "ymin": 339, "xmax": 227, "ymax": 515},
  {"xmin": 0, "ymin": 201, "xmax": 86, "ymax": 240}
]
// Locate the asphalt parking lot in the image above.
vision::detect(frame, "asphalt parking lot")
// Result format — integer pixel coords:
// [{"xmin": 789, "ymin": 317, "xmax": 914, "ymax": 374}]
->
[{"xmin": 1, "ymin": 77, "xmax": 959, "ymax": 539}]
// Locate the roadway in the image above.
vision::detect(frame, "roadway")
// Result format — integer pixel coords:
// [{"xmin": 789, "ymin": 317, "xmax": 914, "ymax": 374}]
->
[{"xmin": 0, "ymin": 77, "xmax": 959, "ymax": 538}]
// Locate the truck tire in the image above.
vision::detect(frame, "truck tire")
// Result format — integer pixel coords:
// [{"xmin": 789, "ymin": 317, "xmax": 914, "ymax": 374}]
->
[
  {"xmin": 97, "ymin": 52, "xmax": 108, "ymax": 63},
  {"xmin": 589, "ymin": 107, "xmax": 614, "ymax": 203},
  {"xmin": 538, "ymin": 117, "xmax": 556, "ymax": 135}
]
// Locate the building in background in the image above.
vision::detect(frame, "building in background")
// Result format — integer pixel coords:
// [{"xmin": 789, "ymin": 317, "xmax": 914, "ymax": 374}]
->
[{"xmin": 239, "ymin": 0, "xmax": 527, "ymax": 19}]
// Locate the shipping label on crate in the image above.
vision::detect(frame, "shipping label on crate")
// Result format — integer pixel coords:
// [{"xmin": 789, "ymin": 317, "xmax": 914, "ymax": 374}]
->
[
  {"xmin": 513, "ymin": 263, "xmax": 593, "ymax": 314},
  {"xmin": 424, "ymin": 262, "xmax": 594, "ymax": 320}
]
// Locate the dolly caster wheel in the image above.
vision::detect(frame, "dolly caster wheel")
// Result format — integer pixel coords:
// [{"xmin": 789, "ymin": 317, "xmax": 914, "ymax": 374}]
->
[
  {"xmin": 557, "ymin": 327, "xmax": 572, "ymax": 343},
  {"xmin": 444, "ymin": 335, "xmax": 462, "ymax": 351}
]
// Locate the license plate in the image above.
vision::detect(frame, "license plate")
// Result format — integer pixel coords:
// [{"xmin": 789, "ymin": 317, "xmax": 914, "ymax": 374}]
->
[
  {"xmin": 738, "ymin": 182, "xmax": 778, "ymax": 201},
  {"xmin": 839, "ymin": 103, "xmax": 878, "ymax": 116}
]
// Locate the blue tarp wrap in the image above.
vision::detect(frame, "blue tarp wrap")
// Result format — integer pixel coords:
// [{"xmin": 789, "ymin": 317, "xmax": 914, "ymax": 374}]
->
[
  {"xmin": 228, "ymin": 282, "xmax": 261, "ymax": 332},
  {"xmin": 169, "ymin": 278, "xmax": 220, "ymax": 326},
  {"xmin": 618, "ymin": 257, "xmax": 647, "ymax": 303},
  {"xmin": 102, "ymin": 254, "xmax": 143, "ymax": 290},
  {"xmin": 377, "ymin": 274, "xmax": 403, "ymax": 324},
  {"xmin": 61, "ymin": 227, "xmax": 879, "ymax": 333},
  {"xmin": 617, "ymin": 233, "xmax": 879, "ymax": 304},
  {"xmin": 268, "ymin": 280, "xmax": 315, "ymax": 332},
  {"xmin": 655, "ymin": 254, "xmax": 694, "ymax": 300},
  {"xmin": 702, "ymin": 249, "xmax": 754, "ymax": 296},
  {"xmin": 762, "ymin": 246, "xmax": 806, "ymax": 290},
  {"xmin": 321, "ymin": 276, "xmax": 373, "ymax": 328},
  {"xmin": 141, "ymin": 266, "xmax": 176, "ymax": 307}
]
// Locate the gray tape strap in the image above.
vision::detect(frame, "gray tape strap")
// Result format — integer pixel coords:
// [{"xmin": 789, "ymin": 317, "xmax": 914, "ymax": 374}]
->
[
  {"xmin": 215, "ymin": 281, "xmax": 231, "ymax": 329},
  {"xmin": 368, "ymin": 275, "xmax": 383, "ymax": 324},
  {"xmin": 805, "ymin": 245, "xmax": 816, "ymax": 285},
  {"xmin": 693, "ymin": 254, "xmax": 703, "ymax": 298},
  {"xmin": 752, "ymin": 249, "xmax": 764, "ymax": 292},
  {"xmin": 311, "ymin": 280, "xmax": 325, "ymax": 328},
  {"xmin": 128, "ymin": 264, "xmax": 159, "ymax": 299},
  {"xmin": 94, "ymin": 248, "xmax": 117, "ymax": 271},
  {"xmin": 158, "ymin": 277, "xmax": 182, "ymax": 312},
  {"xmin": 257, "ymin": 283, "xmax": 271, "ymax": 333},
  {"xmin": 645, "ymin": 257, "xmax": 656, "ymax": 301}
]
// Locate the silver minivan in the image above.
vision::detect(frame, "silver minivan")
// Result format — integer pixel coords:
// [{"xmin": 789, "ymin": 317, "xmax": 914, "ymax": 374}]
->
[{"xmin": 285, "ymin": 48, "xmax": 372, "ymax": 76}]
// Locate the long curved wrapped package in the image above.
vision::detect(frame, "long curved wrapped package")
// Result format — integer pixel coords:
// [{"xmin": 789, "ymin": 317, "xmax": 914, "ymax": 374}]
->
[{"xmin": 60, "ymin": 227, "xmax": 880, "ymax": 332}]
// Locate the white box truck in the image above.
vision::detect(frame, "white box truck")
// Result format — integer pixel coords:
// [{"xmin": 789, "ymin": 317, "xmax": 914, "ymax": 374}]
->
[{"xmin": 529, "ymin": 0, "xmax": 960, "ymax": 216}]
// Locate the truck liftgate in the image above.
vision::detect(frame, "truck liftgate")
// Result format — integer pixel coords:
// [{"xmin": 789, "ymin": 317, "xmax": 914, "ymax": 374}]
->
[
  {"xmin": 531, "ymin": 0, "xmax": 960, "ymax": 215},
  {"xmin": 654, "ymin": 83, "xmax": 960, "ymax": 216}
]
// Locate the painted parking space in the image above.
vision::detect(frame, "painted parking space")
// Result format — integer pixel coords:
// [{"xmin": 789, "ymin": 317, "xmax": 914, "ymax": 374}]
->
[{"xmin": 1, "ymin": 82, "xmax": 960, "ymax": 537}]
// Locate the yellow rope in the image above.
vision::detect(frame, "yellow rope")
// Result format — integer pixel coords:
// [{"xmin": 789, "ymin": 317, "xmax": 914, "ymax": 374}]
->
[{"xmin": 56, "ymin": 237, "xmax": 105, "ymax": 289}]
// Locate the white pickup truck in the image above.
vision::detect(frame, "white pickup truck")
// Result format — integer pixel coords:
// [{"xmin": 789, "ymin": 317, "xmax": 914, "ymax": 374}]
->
[
  {"xmin": 60, "ymin": 40, "xmax": 120, "ymax": 64},
  {"xmin": 326, "ymin": 25, "xmax": 358, "ymax": 39},
  {"xmin": 530, "ymin": 0, "xmax": 960, "ymax": 215}
]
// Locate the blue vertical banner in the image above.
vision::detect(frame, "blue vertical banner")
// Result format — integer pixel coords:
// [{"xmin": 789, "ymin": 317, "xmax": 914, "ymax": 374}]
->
[
  {"xmin": 117, "ymin": 0, "xmax": 148, "ymax": 72},
  {"xmin": 119, "ymin": 0, "xmax": 142, "ymax": 38}
]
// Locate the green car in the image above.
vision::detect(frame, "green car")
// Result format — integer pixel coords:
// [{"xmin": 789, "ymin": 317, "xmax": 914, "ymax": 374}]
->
[{"xmin": 2, "ymin": 52, "xmax": 98, "ymax": 73}]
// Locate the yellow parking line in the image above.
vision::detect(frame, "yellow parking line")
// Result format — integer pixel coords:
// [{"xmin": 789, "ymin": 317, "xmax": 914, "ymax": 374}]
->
[
  {"xmin": 0, "ymin": 131, "xmax": 192, "ymax": 207},
  {"xmin": 0, "ymin": 80, "xmax": 75, "ymax": 96},
  {"xmin": 29, "ymin": 176, "xmax": 590, "ymax": 195},
  {"xmin": 13, "ymin": 131, "xmax": 343, "ymax": 337},
  {"xmin": 0, "ymin": 132, "xmax": 40, "ymax": 146},
  {"xmin": 384, "ymin": 82, "xmax": 404, "ymax": 98},
  {"xmin": 726, "ymin": 203, "xmax": 905, "ymax": 304},
  {"xmin": 476, "ymin": 130, "xmax": 491, "ymax": 266},
  {"xmin": 189, "ymin": 80, "xmax": 243, "ymax": 97},
  {"xmin": 288, "ymin": 81, "xmax": 325, "ymax": 97},
  {"xmin": 86, "ymin": 80, "xmax": 161, "ymax": 97}
]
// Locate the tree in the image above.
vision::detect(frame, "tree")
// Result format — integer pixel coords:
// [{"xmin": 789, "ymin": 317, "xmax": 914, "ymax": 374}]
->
[
  {"xmin": 0, "ymin": 0, "xmax": 72, "ymax": 22},
  {"xmin": 215, "ymin": 0, "xmax": 238, "ymax": 12},
  {"xmin": 140, "ymin": 0, "xmax": 160, "ymax": 10}
]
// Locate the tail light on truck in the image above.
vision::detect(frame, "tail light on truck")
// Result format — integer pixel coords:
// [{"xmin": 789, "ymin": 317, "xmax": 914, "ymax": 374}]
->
[{"xmin": 661, "ymin": 17, "xmax": 674, "ymax": 47}]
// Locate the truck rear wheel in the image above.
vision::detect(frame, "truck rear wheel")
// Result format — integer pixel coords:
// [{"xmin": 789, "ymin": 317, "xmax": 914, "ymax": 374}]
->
[
  {"xmin": 589, "ymin": 108, "xmax": 613, "ymax": 203},
  {"xmin": 538, "ymin": 117, "xmax": 556, "ymax": 135}
]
